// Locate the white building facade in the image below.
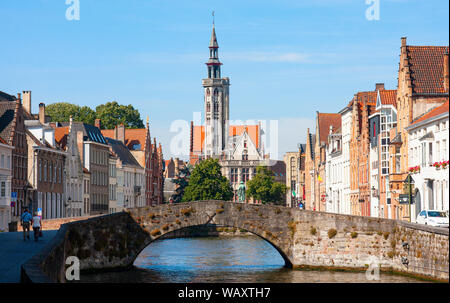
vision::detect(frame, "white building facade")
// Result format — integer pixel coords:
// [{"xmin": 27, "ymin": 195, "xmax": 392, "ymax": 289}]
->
[
  {"xmin": 0, "ymin": 142, "xmax": 13, "ymax": 231},
  {"xmin": 325, "ymin": 125, "xmax": 344, "ymax": 214},
  {"xmin": 406, "ymin": 102, "xmax": 449, "ymax": 221},
  {"xmin": 338, "ymin": 106, "xmax": 352, "ymax": 215}
]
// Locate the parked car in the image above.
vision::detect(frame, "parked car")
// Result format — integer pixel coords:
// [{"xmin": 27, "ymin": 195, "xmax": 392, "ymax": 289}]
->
[{"xmin": 416, "ymin": 210, "xmax": 449, "ymax": 228}]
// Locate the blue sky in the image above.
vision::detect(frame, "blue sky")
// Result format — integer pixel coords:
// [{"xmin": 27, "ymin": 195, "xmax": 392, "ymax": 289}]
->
[{"xmin": 0, "ymin": 0, "xmax": 448, "ymax": 160}]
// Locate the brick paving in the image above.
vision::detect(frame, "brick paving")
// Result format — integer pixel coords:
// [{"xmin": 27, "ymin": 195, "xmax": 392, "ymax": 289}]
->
[{"xmin": 0, "ymin": 230, "xmax": 57, "ymax": 283}]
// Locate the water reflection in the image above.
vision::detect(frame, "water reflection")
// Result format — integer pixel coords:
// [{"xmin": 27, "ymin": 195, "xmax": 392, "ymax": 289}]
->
[{"xmin": 80, "ymin": 236, "xmax": 427, "ymax": 283}]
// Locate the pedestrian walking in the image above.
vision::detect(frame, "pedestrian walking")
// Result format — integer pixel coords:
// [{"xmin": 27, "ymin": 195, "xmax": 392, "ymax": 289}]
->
[
  {"xmin": 32, "ymin": 212, "xmax": 42, "ymax": 241},
  {"xmin": 20, "ymin": 208, "xmax": 32, "ymax": 241}
]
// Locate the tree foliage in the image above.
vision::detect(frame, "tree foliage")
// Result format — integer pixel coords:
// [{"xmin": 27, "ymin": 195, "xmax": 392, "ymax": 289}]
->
[
  {"xmin": 46, "ymin": 102, "xmax": 95, "ymax": 125},
  {"xmin": 45, "ymin": 101, "xmax": 144, "ymax": 129},
  {"xmin": 182, "ymin": 159, "xmax": 233, "ymax": 202},
  {"xmin": 246, "ymin": 165, "xmax": 287, "ymax": 204},
  {"xmin": 95, "ymin": 101, "xmax": 144, "ymax": 129},
  {"xmin": 170, "ymin": 164, "xmax": 193, "ymax": 203}
]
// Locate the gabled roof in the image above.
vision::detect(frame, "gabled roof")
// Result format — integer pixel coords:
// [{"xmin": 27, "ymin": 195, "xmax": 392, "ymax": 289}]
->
[
  {"xmin": 268, "ymin": 160, "xmax": 286, "ymax": 176},
  {"xmin": 379, "ymin": 90, "xmax": 397, "ymax": 107},
  {"xmin": 60, "ymin": 122, "xmax": 107, "ymax": 145},
  {"xmin": 299, "ymin": 143, "xmax": 306, "ymax": 154},
  {"xmin": 229, "ymin": 125, "xmax": 260, "ymax": 149},
  {"xmin": 409, "ymin": 100, "xmax": 449, "ymax": 127},
  {"xmin": 0, "ymin": 100, "xmax": 16, "ymax": 144},
  {"xmin": 105, "ymin": 137, "xmax": 142, "ymax": 168},
  {"xmin": 406, "ymin": 46, "xmax": 449, "ymax": 94},
  {"xmin": 192, "ymin": 125, "xmax": 205, "ymax": 153},
  {"xmin": 191, "ymin": 124, "xmax": 261, "ymax": 154},
  {"xmin": 317, "ymin": 113, "xmax": 341, "ymax": 145},
  {"xmin": 54, "ymin": 126, "xmax": 69, "ymax": 149},
  {"xmin": 100, "ymin": 128, "xmax": 148, "ymax": 151},
  {"xmin": 0, "ymin": 91, "xmax": 16, "ymax": 102}
]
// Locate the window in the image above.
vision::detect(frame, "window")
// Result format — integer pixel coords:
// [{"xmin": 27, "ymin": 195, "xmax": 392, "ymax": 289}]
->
[
  {"xmin": 428, "ymin": 142, "xmax": 433, "ymax": 165},
  {"xmin": 436, "ymin": 141, "xmax": 440, "ymax": 162},
  {"xmin": 443, "ymin": 140, "xmax": 447, "ymax": 161},
  {"xmin": 0, "ymin": 181, "xmax": 5, "ymax": 197},
  {"xmin": 242, "ymin": 168, "xmax": 249, "ymax": 183},
  {"xmin": 421, "ymin": 143, "xmax": 426, "ymax": 166},
  {"xmin": 39, "ymin": 160, "xmax": 42, "ymax": 181},
  {"xmin": 230, "ymin": 168, "xmax": 238, "ymax": 183}
]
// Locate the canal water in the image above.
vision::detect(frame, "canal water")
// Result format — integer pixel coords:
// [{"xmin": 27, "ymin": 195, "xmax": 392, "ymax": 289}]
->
[{"xmin": 80, "ymin": 236, "xmax": 426, "ymax": 283}]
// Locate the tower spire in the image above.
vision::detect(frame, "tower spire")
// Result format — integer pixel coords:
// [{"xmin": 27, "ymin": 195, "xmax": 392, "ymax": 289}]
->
[{"xmin": 207, "ymin": 15, "xmax": 221, "ymax": 79}]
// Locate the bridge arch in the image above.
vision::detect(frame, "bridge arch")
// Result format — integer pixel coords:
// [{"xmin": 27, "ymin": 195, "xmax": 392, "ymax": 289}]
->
[
  {"xmin": 132, "ymin": 222, "xmax": 294, "ymax": 268},
  {"xmin": 126, "ymin": 201, "xmax": 295, "ymax": 268}
]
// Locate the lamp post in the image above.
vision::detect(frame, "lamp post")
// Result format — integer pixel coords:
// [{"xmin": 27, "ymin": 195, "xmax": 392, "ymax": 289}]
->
[{"xmin": 404, "ymin": 174, "xmax": 414, "ymax": 222}]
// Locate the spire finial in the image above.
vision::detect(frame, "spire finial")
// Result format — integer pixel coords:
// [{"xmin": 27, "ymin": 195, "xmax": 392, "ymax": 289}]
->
[{"xmin": 212, "ymin": 11, "xmax": 215, "ymax": 26}]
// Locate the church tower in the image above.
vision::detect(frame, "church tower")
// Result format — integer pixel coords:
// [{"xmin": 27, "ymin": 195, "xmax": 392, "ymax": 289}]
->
[{"xmin": 202, "ymin": 23, "xmax": 230, "ymax": 157}]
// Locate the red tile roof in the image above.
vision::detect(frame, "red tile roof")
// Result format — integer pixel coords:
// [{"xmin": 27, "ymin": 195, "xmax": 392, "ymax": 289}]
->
[
  {"xmin": 101, "ymin": 129, "xmax": 148, "ymax": 151},
  {"xmin": 317, "ymin": 113, "xmax": 341, "ymax": 145},
  {"xmin": 379, "ymin": 90, "xmax": 397, "ymax": 107},
  {"xmin": 407, "ymin": 46, "xmax": 449, "ymax": 94},
  {"xmin": 410, "ymin": 100, "xmax": 449, "ymax": 127},
  {"xmin": 191, "ymin": 124, "xmax": 261, "ymax": 153},
  {"xmin": 54, "ymin": 126, "xmax": 69, "ymax": 149},
  {"xmin": 229, "ymin": 125, "xmax": 260, "ymax": 149}
]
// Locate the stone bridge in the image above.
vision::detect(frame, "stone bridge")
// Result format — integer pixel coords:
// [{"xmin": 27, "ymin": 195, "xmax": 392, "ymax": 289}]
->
[{"xmin": 21, "ymin": 201, "xmax": 449, "ymax": 282}]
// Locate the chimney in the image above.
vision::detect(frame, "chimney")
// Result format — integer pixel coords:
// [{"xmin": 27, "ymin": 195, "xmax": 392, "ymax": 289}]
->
[
  {"xmin": 444, "ymin": 51, "xmax": 449, "ymax": 93},
  {"xmin": 39, "ymin": 103, "xmax": 46, "ymax": 124},
  {"xmin": 95, "ymin": 119, "xmax": 102, "ymax": 130},
  {"xmin": 117, "ymin": 124, "xmax": 125, "ymax": 143},
  {"xmin": 22, "ymin": 91, "xmax": 31, "ymax": 114},
  {"xmin": 77, "ymin": 131, "xmax": 84, "ymax": 166},
  {"xmin": 401, "ymin": 37, "xmax": 407, "ymax": 47},
  {"xmin": 375, "ymin": 83, "xmax": 385, "ymax": 91}
]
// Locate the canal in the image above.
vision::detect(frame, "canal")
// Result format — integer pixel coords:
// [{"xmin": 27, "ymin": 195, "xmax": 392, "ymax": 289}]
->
[{"xmin": 80, "ymin": 236, "xmax": 426, "ymax": 283}]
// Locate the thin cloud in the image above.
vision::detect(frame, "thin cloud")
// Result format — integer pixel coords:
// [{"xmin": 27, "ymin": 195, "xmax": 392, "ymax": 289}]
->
[{"xmin": 223, "ymin": 51, "xmax": 311, "ymax": 63}]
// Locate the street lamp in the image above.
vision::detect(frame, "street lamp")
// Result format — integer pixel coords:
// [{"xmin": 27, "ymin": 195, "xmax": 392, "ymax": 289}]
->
[{"xmin": 404, "ymin": 174, "xmax": 415, "ymax": 222}]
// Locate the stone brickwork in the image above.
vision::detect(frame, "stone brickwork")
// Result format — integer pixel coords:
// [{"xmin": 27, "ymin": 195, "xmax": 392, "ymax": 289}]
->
[{"xmin": 21, "ymin": 201, "xmax": 449, "ymax": 283}]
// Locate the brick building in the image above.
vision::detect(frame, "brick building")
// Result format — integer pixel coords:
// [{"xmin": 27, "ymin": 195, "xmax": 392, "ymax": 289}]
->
[
  {"xmin": 283, "ymin": 144, "xmax": 305, "ymax": 207},
  {"xmin": 304, "ymin": 129, "xmax": 316, "ymax": 210},
  {"xmin": 54, "ymin": 117, "xmax": 85, "ymax": 217},
  {"xmin": 0, "ymin": 92, "xmax": 29, "ymax": 224},
  {"xmin": 101, "ymin": 120, "xmax": 164, "ymax": 206},
  {"xmin": 304, "ymin": 113, "xmax": 341, "ymax": 212},
  {"xmin": 349, "ymin": 89, "xmax": 377, "ymax": 216},
  {"xmin": 388, "ymin": 38, "xmax": 449, "ymax": 220}
]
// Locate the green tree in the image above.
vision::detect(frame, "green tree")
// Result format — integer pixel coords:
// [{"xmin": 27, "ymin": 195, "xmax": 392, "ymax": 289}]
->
[
  {"xmin": 170, "ymin": 164, "xmax": 193, "ymax": 203},
  {"xmin": 46, "ymin": 102, "xmax": 96, "ymax": 125},
  {"xmin": 95, "ymin": 101, "xmax": 144, "ymax": 129},
  {"xmin": 246, "ymin": 165, "xmax": 287, "ymax": 204},
  {"xmin": 182, "ymin": 158, "xmax": 233, "ymax": 202}
]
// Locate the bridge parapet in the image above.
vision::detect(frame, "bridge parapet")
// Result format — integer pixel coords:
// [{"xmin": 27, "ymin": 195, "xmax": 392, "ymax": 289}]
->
[{"xmin": 21, "ymin": 201, "xmax": 449, "ymax": 282}]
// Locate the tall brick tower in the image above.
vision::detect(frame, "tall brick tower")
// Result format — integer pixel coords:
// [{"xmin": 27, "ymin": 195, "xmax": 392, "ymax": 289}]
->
[{"xmin": 202, "ymin": 22, "xmax": 230, "ymax": 157}]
